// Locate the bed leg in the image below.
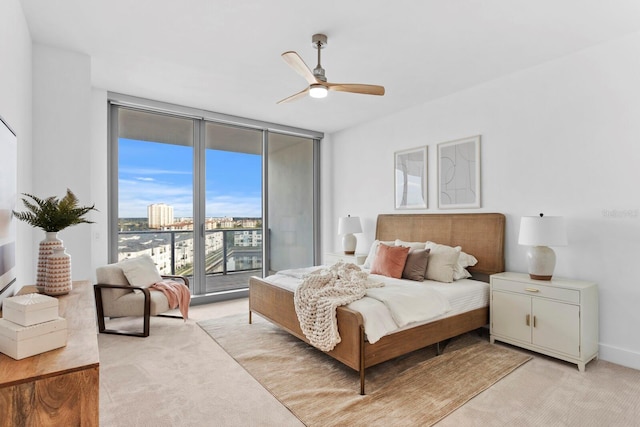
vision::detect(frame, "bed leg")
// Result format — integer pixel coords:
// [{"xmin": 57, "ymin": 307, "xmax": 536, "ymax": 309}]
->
[
  {"xmin": 249, "ymin": 310, "xmax": 252, "ymax": 324},
  {"xmin": 359, "ymin": 325, "xmax": 366, "ymax": 395},
  {"xmin": 436, "ymin": 338, "xmax": 451, "ymax": 355}
]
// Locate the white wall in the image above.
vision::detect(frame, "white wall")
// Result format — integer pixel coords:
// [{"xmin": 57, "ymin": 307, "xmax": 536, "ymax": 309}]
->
[
  {"xmin": 90, "ymin": 88, "xmax": 109, "ymax": 278},
  {"xmin": 326, "ymin": 31, "xmax": 640, "ymax": 370},
  {"xmin": 32, "ymin": 45, "xmax": 104, "ymax": 282},
  {"xmin": 0, "ymin": 0, "xmax": 33, "ymax": 301}
]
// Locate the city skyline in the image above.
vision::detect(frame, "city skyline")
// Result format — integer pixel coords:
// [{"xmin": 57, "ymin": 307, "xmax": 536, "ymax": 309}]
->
[{"xmin": 118, "ymin": 138, "xmax": 262, "ymax": 218}]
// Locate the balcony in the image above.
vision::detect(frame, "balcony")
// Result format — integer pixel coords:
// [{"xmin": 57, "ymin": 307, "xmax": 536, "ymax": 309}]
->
[{"xmin": 118, "ymin": 228, "xmax": 262, "ymax": 294}]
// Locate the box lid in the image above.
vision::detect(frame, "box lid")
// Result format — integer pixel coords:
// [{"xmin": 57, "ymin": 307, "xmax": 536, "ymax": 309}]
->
[
  {"xmin": 3, "ymin": 293, "xmax": 58, "ymax": 312},
  {"xmin": 0, "ymin": 317, "xmax": 67, "ymax": 341}
]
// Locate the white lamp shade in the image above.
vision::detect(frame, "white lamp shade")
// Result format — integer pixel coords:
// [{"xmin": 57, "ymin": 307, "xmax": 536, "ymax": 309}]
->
[
  {"xmin": 518, "ymin": 216, "xmax": 567, "ymax": 247},
  {"xmin": 337, "ymin": 216, "xmax": 362, "ymax": 235}
]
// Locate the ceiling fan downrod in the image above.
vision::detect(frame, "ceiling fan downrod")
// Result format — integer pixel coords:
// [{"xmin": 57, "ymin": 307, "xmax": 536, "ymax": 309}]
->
[{"xmin": 312, "ymin": 33, "xmax": 327, "ymax": 82}]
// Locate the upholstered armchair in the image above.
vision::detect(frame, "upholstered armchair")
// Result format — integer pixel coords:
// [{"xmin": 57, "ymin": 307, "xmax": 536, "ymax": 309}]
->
[{"xmin": 94, "ymin": 255, "xmax": 190, "ymax": 337}]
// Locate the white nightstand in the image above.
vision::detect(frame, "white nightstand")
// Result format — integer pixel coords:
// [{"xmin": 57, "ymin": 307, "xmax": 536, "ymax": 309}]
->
[
  {"xmin": 490, "ymin": 272, "xmax": 598, "ymax": 372},
  {"xmin": 324, "ymin": 252, "xmax": 367, "ymax": 266}
]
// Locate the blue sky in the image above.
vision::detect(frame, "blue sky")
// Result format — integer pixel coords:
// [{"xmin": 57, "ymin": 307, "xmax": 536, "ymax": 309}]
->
[{"xmin": 118, "ymin": 138, "xmax": 261, "ymax": 218}]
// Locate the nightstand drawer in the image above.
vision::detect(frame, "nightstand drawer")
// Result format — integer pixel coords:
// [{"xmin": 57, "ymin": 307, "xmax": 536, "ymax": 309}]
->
[{"xmin": 492, "ymin": 278, "xmax": 580, "ymax": 304}]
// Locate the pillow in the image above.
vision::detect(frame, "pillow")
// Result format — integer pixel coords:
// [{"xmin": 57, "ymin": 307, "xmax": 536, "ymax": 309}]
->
[
  {"xmin": 453, "ymin": 264, "xmax": 473, "ymax": 280},
  {"xmin": 119, "ymin": 255, "xmax": 163, "ymax": 293},
  {"xmin": 370, "ymin": 244, "xmax": 410, "ymax": 279},
  {"xmin": 362, "ymin": 240, "xmax": 395, "ymax": 269},
  {"xmin": 401, "ymin": 248, "xmax": 430, "ymax": 281},
  {"xmin": 454, "ymin": 251, "xmax": 478, "ymax": 280},
  {"xmin": 394, "ymin": 239, "xmax": 427, "ymax": 250},
  {"xmin": 458, "ymin": 251, "xmax": 478, "ymax": 268},
  {"xmin": 424, "ymin": 242, "xmax": 461, "ymax": 283}
]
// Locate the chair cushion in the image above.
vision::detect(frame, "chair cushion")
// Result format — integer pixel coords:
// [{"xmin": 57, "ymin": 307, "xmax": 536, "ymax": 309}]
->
[
  {"xmin": 119, "ymin": 255, "xmax": 163, "ymax": 293},
  {"xmin": 102, "ymin": 289, "xmax": 171, "ymax": 317}
]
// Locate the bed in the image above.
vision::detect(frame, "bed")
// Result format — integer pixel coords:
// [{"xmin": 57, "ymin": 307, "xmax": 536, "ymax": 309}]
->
[{"xmin": 249, "ymin": 213, "xmax": 505, "ymax": 394}]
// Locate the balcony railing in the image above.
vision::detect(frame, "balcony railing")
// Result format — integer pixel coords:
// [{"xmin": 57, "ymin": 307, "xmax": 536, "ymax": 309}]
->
[{"xmin": 118, "ymin": 228, "xmax": 262, "ymax": 293}]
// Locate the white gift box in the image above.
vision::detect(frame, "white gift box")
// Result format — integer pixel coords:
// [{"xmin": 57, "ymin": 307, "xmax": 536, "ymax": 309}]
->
[
  {"xmin": 0, "ymin": 317, "xmax": 68, "ymax": 360},
  {"xmin": 3, "ymin": 293, "xmax": 59, "ymax": 326}
]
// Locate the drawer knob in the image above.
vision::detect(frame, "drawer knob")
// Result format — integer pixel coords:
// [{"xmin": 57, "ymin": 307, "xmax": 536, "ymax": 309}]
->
[{"xmin": 525, "ymin": 287, "xmax": 540, "ymax": 293}]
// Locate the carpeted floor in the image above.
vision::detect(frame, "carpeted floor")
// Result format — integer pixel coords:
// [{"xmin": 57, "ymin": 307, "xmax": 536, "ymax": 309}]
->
[
  {"xmin": 198, "ymin": 314, "xmax": 532, "ymax": 427},
  {"xmin": 98, "ymin": 299, "xmax": 640, "ymax": 426}
]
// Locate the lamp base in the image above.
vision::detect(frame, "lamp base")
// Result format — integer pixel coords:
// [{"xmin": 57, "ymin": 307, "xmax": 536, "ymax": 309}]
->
[
  {"xmin": 526, "ymin": 246, "xmax": 556, "ymax": 281},
  {"xmin": 342, "ymin": 233, "xmax": 357, "ymax": 255},
  {"xmin": 529, "ymin": 273, "xmax": 553, "ymax": 281}
]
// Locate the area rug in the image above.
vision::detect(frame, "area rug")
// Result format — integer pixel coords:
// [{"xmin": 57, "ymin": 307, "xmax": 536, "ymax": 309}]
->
[{"xmin": 198, "ymin": 314, "xmax": 531, "ymax": 427}]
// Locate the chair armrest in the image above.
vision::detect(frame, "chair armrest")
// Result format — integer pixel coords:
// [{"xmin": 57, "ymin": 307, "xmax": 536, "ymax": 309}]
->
[
  {"xmin": 161, "ymin": 275, "xmax": 190, "ymax": 287},
  {"xmin": 94, "ymin": 283, "xmax": 148, "ymax": 292},
  {"xmin": 93, "ymin": 283, "xmax": 151, "ymax": 337}
]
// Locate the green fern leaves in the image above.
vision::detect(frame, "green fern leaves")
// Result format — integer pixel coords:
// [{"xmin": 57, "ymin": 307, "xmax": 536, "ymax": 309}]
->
[{"xmin": 13, "ymin": 189, "xmax": 97, "ymax": 232}]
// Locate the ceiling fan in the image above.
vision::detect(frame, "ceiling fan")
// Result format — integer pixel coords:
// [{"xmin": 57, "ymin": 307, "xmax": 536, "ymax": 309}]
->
[{"xmin": 277, "ymin": 34, "xmax": 385, "ymax": 104}]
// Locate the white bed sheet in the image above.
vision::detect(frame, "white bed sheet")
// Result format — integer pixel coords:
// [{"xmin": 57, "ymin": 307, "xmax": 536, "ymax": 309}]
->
[{"xmin": 262, "ymin": 266, "xmax": 488, "ymax": 344}]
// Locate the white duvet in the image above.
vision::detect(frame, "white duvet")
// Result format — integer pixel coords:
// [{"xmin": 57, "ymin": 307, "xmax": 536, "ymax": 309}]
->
[{"xmin": 264, "ymin": 266, "xmax": 488, "ymax": 344}]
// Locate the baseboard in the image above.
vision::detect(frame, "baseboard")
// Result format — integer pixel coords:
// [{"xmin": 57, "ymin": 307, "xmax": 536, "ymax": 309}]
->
[{"xmin": 599, "ymin": 343, "xmax": 640, "ymax": 371}]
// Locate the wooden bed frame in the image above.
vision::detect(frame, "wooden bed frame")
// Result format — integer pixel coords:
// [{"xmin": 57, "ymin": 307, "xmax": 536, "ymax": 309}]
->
[{"xmin": 249, "ymin": 213, "xmax": 505, "ymax": 394}]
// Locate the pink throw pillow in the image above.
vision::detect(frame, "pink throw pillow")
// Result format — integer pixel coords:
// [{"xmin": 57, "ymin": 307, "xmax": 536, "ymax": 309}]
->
[{"xmin": 371, "ymin": 244, "xmax": 410, "ymax": 279}]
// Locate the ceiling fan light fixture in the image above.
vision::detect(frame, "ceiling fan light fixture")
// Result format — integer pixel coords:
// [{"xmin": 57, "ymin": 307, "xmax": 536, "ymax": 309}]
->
[
  {"xmin": 309, "ymin": 84, "xmax": 328, "ymax": 99},
  {"xmin": 277, "ymin": 34, "xmax": 384, "ymax": 104}
]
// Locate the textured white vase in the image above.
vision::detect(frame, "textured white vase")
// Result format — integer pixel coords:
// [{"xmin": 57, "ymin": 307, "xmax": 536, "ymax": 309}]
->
[
  {"xmin": 45, "ymin": 246, "xmax": 72, "ymax": 295},
  {"xmin": 37, "ymin": 232, "xmax": 63, "ymax": 290}
]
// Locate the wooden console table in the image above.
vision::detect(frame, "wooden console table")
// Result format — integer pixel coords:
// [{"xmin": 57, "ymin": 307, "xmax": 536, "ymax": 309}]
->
[{"xmin": 0, "ymin": 281, "xmax": 99, "ymax": 426}]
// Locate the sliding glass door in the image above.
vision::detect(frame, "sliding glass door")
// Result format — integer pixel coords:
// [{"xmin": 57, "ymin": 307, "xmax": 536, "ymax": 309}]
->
[
  {"xmin": 110, "ymin": 97, "xmax": 322, "ymax": 301},
  {"xmin": 203, "ymin": 122, "xmax": 263, "ymax": 293}
]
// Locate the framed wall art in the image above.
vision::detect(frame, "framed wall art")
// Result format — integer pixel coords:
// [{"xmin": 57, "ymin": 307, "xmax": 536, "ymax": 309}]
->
[
  {"xmin": 394, "ymin": 146, "xmax": 427, "ymax": 210},
  {"xmin": 438, "ymin": 135, "xmax": 481, "ymax": 209},
  {"xmin": 0, "ymin": 115, "xmax": 17, "ymax": 299}
]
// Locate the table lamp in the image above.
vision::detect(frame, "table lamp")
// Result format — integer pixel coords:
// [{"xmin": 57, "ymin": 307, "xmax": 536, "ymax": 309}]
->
[
  {"xmin": 518, "ymin": 213, "xmax": 567, "ymax": 280},
  {"xmin": 337, "ymin": 215, "xmax": 362, "ymax": 255}
]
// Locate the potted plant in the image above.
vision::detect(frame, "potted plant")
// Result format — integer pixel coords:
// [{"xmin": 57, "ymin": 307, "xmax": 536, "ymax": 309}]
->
[{"xmin": 13, "ymin": 189, "xmax": 97, "ymax": 293}]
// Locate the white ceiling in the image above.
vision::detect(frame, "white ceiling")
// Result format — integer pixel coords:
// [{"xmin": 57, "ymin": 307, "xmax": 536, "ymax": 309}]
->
[{"xmin": 20, "ymin": 0, "xmax": 640, "ymax": 134}]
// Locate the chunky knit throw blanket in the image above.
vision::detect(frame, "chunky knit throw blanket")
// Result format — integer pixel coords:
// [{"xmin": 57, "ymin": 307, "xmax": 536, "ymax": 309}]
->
[{"xmin": 294, "ymin": 262, "xmax": 381, "ymax": 351}]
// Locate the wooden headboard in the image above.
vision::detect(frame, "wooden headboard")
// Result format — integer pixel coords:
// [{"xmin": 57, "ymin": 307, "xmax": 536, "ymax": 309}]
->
[{"xmin": 375, "ymin": 213, "xmax": 506, "ymax": 281}]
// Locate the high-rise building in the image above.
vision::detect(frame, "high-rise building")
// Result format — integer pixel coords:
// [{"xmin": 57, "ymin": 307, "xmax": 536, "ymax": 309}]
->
[{"xmin": 147, "ymin": 203, "xmax": 174, "ymax": 229}]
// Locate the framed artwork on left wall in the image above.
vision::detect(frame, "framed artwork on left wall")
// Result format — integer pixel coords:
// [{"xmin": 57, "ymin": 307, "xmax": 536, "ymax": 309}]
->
[
  {"xmin": 394, "ymin": 146, "xmax": 427, "ymax": 209},
  {"xmin": 0, "ymin": 115, "xmax": 17, "ymax": 300}
]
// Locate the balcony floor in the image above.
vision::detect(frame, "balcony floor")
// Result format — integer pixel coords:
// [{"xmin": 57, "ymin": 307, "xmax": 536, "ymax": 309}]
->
[{"xmin": 204, "ymin": 270, "xmax": 258, "ymax": 294}]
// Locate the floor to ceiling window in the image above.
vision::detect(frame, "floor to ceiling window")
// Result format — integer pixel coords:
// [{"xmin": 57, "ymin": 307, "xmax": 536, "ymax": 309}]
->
[
  {"xmin": 267, "ymin": 132, "xmax": 316, "ymax": 274},
  {"xmin": 203, "ymin": 122, "xmax": 263, "ymax": 293},
  {"xmin": 109, "ymin": 94, "xmax": 322, "ymax": 303}
]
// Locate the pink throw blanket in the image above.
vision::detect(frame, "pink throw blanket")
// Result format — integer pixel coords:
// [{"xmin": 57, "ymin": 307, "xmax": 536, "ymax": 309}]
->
[{"xmin": 150, "ymin": 280, "xmax": 191, "ymax": 320}]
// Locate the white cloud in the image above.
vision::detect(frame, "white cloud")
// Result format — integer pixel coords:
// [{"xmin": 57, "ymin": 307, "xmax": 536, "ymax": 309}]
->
[{"xmin": 118, "ymin": 179, "xmax": 261, "ymax": 218}]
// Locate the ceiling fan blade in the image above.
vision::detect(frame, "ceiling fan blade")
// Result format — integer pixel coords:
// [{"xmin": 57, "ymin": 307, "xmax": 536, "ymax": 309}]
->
[
  {"xmin": 277, "ymin": 87, "xmax": 310, "ymax": 104},
  {"xmin": 281, "ymin": 51, "xmax": 318, "ymax": 85},
  {"xmin": 326, "ymin": 83, "xmax": 385, "ymax": 96}
]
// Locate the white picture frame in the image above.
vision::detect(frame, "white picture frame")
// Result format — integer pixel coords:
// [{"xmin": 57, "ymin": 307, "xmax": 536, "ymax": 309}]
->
[
  {"xmin": 0, "ymin": 115, "xmax": 17, "ymax": 297},
  {"xmin": 438, "ymin": 135, "xmax": 481, "ymax": 209},
  {"xmin": 394, "ymin": 146, "xmax": 427, "ymax": 210}
]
